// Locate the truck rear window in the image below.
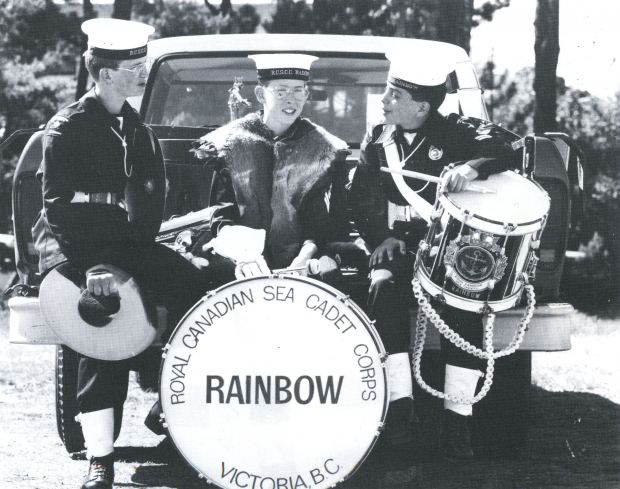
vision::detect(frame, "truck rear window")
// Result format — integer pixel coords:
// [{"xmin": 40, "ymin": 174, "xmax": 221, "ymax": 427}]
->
[{"xmin": 142, "ymin": 55, "xmax": 486, "ymax": 145}]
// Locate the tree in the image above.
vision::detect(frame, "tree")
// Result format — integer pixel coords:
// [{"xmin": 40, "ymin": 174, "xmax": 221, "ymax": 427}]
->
[
  {"xmin": 75, "ymin": 0, "xmax": 96, "ymax": 100},
  {"xmin": 265, "ymin": 0, "xmax": 314, "ymax": 34},
  {"xmin": 268, "ymin": 0, "xmax": 510, "ymax": 53},
  {"xmin": 0, "ymin": 0, "xmax": 82, "ymax": 64},
  {"xmin": 482, "ymin": 63, "xmax": 620, "ymax": 312},
  {"xmin": 533, "ymin": 0, "xmax": 560, "ymax": 133},
  {"xmin": 134, "ymin": 0, "xmax": 219, "ymax": 38},
  {"xmin": 113, "ymin": 0, "xmax": 133, "ymax": 20}
]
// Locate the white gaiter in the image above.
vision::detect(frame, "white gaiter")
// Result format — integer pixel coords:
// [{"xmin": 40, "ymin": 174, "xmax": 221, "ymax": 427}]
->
[
  {"xmin": 79, "ymin": 407, "xmax": 115, "ymax": 458},
  {"xmin": 444, "ymin": 364, "xmax": 483, "ymax": 416},
  {"xmin": 387, "ymin": 352, "xmax": 413, "ymax": 402}
]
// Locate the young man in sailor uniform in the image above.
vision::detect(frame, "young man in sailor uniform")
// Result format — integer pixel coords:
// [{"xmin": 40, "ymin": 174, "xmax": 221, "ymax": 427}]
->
[
  {"xmin": 349, "ymin": 50, "xmax": 516, "ymax": 463},
  {"xmin": 193, "ymin": 54, "xmax": 350, "ymax": 280},
  {"xmin": 32, "ymin": 19, "xmax": 206, "ymax": 489}
]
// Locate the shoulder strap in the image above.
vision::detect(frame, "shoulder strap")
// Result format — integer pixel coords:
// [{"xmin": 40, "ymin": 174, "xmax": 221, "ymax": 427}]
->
[{"xmin": 381, "ymin": 134, "xmax": 433, "ymax": 223}]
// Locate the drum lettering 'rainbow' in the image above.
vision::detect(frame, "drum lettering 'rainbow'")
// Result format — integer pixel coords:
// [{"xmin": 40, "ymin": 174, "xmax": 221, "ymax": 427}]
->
[
  {"xmin": 205, "ymin": 375, "xmax": 344, "ymax": 404},
  {"xmin": 160, "ymin": 276, "xmax": 388, "ymax": 489}
]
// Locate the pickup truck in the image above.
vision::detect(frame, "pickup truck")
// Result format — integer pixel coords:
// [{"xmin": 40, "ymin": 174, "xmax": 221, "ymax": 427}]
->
[{"xmin": 1, "ymin": 34, "xmax": 583, "ymax": 462}]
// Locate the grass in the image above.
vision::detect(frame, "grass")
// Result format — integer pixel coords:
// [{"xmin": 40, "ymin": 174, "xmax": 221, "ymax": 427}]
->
[
  {"xmin": 1, "ymin": 303, "xmax": 620, "ymax": 488},
  {"xmin": 532, "ymin": 312, "xmax": 620, "ymax": 405}
]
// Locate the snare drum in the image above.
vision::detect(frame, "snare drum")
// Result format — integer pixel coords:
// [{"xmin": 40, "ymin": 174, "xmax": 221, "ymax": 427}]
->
[
  {"xmin": 160, "ymin": 275, "xmax": 388, "ymax": 489},
  {"xmin": 416, "ymin": 171, "xmax": 550, "ymax": 313}
]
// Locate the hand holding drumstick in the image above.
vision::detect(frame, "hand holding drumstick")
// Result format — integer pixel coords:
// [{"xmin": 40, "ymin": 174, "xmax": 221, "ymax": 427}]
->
[{"xmin": 380, "ymin": 167, "xmax": 496, "ymax": 194}]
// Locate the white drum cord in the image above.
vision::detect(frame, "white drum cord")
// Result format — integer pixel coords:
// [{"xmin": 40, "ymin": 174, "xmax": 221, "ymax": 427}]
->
[{"xmin": 411, "ymin": 274, "xmax": 536, "ymax": 405}]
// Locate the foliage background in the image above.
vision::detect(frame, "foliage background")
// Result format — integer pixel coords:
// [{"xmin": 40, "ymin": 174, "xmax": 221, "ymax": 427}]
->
[{"xmin": 0, "ymin": 0, "xmax": 618, "ymax": 314}]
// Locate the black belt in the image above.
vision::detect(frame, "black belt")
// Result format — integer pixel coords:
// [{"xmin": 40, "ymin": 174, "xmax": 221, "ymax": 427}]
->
[{"xmin": 71, "ymin": 192, "xmax": 124, "ymax": 207}]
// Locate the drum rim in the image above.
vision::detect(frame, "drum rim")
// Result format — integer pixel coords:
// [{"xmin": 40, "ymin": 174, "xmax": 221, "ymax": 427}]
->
[
  {"xmin": 158, "ymin": 274, "xmax": 390, "ymax": 487},
  {"xmin": 416, "ymin": 267, "xmax": 521, "ymax": 313},
  {"xmin": 439, "ymin": 172, "xmax": 550, "ymax": 230}
]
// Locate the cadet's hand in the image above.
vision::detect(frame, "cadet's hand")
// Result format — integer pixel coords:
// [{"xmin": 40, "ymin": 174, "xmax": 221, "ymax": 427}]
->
[
  {"xmin": 235, "ymin": 256, "xmax": 271, "ymax": 280},
  {"xmin": 86, "ymin": 265, "xmax": 118, "ymax": 297},
  {"xmin": 369, "ymin": 238, "xmax": 406, "ymax": 268},
  {"xmin": 442, "ymin": 165, "xmax": 479, "ymax": 192},
  {"xmin": 203, "ymin": 225, "xmax": 266, "ymax": 263},
  {"xmin": 290, "ymin": 242, "xmax": 318, "ymax": 269},
  {"xmin": 316, "ymin": 255, "xmax": 340, "ymax": 284}
]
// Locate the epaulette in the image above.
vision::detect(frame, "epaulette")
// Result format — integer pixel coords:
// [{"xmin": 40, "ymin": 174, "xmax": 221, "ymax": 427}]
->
[
  {"xmin": 447, "ymin": 113, "xmax": 478, "ymax": 132},
  {"xmin": 45, "ymin": 114, "xmax": 71, "ymax": 137}
]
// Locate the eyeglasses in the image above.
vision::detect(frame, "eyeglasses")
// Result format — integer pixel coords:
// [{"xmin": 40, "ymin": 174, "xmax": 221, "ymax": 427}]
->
[
  {"xmin": 264, "ymin": 86, "xmax": 309, "ymax": 101},
  {"xmin": 115, "ymin": 60, "xmax": 152, "ymax": 79}
]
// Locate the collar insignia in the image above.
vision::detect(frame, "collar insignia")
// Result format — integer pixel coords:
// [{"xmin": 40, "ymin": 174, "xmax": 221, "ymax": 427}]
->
[{"xmin": 429, "ymin": 145, "xmax": 443, "ymax": 160}]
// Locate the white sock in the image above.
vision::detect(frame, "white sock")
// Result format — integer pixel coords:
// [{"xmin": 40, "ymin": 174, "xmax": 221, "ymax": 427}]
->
[
  {"xmin": 443, "ymin": 364, "xmax": 483, "ymax": 416},
  {"xmin": 387, "ymin": 352, "xmax": 413, "ymax": 402},
  {"xmin": 79, "ymin": 408, "xmax": 115, "ymax": 458}
]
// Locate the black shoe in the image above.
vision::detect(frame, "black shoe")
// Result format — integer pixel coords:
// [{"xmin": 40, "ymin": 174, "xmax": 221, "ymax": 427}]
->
[
  {"xmin": 366, "ymin": 397, "xmax": 416, "ymax": 473},
  {"xmin": 144, "ymin": 400, "xmax": 166, "ymax": 436},
  {"xmin": 384, "ymin": 397, "xmax": 415, "ymax": 446},
  {"xmin": 374, "ymin": 465, "xmax": 419, "ymax": 487},
  {"xmin": 81, "ymin": 453, "xmax": 114, "ymax": 489},
  {"xmin": 443, "ymin": 410, "xmax": 474, "ymax": 460}
]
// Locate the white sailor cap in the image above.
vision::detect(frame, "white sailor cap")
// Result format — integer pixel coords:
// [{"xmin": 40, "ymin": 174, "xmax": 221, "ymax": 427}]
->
[
  {"xmin": 386, "ymin": 50, "xmax": 455, "ymax": 94},
  {"xmin": 82, "ymin": 18, "xmax": 155, "ymax": 60},
  {"xmin": 248, "ymin": 54, "xmax": 318, "ymax": 82}
]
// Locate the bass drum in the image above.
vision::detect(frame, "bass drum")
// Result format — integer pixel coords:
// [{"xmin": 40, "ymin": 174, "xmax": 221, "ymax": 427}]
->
[{"xmin": 160, "ymin": 275, "xmax": 388, "ymax": 489}]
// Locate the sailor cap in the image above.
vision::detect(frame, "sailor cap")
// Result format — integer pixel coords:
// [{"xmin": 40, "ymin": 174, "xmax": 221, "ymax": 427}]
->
[
  {"xmin": 249, "ymin": 53, "xmax": 318, "ymax": 81},
  {"xmin": 386, "ymin": 50, "xmax": 455, "ymax": 94},
  {"xmin": 82, "ymin": 18, "xmax": 155, "ymax": 60}
]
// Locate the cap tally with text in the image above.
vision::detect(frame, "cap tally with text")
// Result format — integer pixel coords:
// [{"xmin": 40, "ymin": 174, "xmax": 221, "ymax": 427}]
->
[
  {"xmin": 82, "ymin": 18, "xmax": 155, "ymax": 60},
  {"xmin": 249, "ymin": 54, "xmax": 319, "ymax": 82},
  {"xmin": 385, "ymin": 50, "xmax": 455, "ymax": 94}
]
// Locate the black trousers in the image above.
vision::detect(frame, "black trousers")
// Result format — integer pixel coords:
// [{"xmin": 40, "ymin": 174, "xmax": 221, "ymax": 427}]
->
[
  {"xmin": 76, "ymin": 242, "xmax": 208, "ymax": 414},
  {"xmin": 367, "ymin": 252, "xmax": 485, "ymax": 371}
]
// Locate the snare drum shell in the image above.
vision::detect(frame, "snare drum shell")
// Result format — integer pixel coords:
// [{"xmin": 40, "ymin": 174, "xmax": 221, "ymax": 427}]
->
[
  {"xmin": 423, "ymin": 218, "xmax": 531, "ymax": 308},
  {"xmin": 416, "ymin": 172, "xmax": 548, "ymax": 313},
  {"xmin": 159, "ymin": 276, "xmax": 388, "ymax": 489}
]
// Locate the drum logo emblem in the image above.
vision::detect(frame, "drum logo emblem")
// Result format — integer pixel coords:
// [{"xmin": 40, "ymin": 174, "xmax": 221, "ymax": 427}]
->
[
  {"xmin": 429, "ymin": 145, "xmax": 443, "ymax": 160},
  {"xmin": 455, "ymin": 246, "xmax": 495, "ymax": 282}
]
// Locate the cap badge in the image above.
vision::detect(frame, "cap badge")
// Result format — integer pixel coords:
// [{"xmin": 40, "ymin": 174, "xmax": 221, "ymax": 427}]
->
[
  {"xmin": 144, "ymin": 179, "xmax": 155, "ymax": 194},
  {"xmin": 429, "ymin": 145, "xmax": 443, "ymax": 160}
]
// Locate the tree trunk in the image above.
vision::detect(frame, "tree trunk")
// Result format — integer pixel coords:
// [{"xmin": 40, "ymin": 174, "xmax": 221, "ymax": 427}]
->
[
  {"xmin": 533, "ymin": 0, "xmax": 559, "ymax": 133},
  {"xmin": 436, "ymin": 0, "xmax": 474, "ymax": 53},
  {"xmin": 113, "ymin": 0, "xmax": 133, "ymax": 20},
  {"xmin": 75, "ymin": 0, "xmax": 95, "ymax": 100}
]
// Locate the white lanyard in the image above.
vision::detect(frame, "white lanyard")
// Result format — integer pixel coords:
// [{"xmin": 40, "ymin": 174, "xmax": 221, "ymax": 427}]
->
[{"xmin": 110, "ymin": 126, "xmax": 132, "ymax": 177}]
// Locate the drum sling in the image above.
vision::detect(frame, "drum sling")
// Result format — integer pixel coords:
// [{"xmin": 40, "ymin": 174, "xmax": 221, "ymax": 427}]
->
[{"xmin": 380, "ymin": 129, "xmax": 433, "ymax": 223}]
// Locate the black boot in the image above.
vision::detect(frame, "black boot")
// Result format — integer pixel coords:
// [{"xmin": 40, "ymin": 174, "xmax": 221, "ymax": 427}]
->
[
  {"xmin": 367, "ymin": 397, "xmax": 418, "ymax": 484},
  {"xmin": 81, "ymin": 453, "xmax": 114, "ymax": 489},
  {"xmin": 384, "ymin": 396, "xmax": 415, "ymax": 446},
  {"xmin": 443, "ymin": 409, "xmax": 474, "ymax": 460},
  {"xmin": 144, "ymin": 400, "xmax": 166, "ymax": 436}
]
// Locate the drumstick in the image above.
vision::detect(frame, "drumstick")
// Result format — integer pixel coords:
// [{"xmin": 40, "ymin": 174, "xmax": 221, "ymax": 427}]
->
[{"xmin": 380, "ymin": 167, "xmax": 496, "ymax": 194}]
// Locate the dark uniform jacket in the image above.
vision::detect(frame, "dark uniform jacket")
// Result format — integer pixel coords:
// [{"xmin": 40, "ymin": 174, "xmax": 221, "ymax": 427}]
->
[
  {"xmin": 201, "ymin": 112, "xmax": 350, "ymax": 269},
  {"xmin": 33, "ymin": 89, "xmax": 166, "ymax": 274},
  {"xmin": 350, "ymin": 111, "xmax": 516, "ymax": 251}
]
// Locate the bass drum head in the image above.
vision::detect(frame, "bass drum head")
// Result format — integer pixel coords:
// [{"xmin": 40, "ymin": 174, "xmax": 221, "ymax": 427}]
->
[{"xmin": 160, "ymin": 276, "xmax": 388, "ymax": 489}]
